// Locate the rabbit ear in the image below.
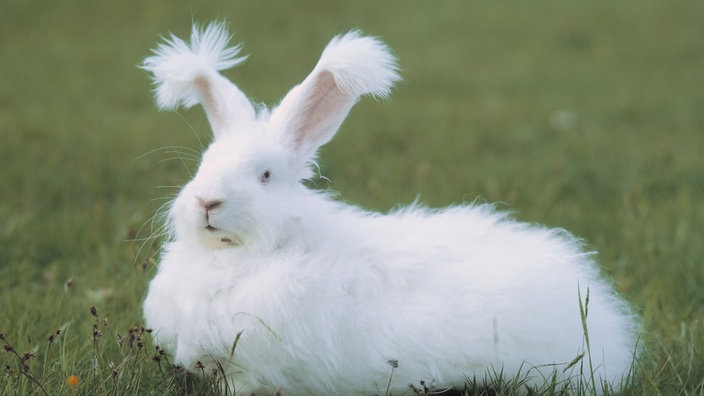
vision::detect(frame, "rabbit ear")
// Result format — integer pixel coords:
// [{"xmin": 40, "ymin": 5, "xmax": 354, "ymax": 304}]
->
[
  {"xmin": 270, "ymin": 31, "xmax": 400, "ymax": 161},
  {"xmin": 142, "ymin": 22, "xmax": 255, "ymax": 137}
]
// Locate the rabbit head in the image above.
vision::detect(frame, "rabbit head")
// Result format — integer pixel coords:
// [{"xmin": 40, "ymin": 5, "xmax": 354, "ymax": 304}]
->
[{"xmin": 142, "ymin": 23, "xmax": 400, "ymax": 249}]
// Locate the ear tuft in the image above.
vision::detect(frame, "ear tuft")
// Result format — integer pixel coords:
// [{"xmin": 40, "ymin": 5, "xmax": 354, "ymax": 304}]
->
[
  {"xmin": 268, "ymin": 31, "xmax": 400, "ymax": 168},
  {"xmin": 315, "ymin": 30, "xmax": 401, "ymax": 100},
  {"xmin": 141, "ymin": 22, "xmax": 248, "ymax": 110}
]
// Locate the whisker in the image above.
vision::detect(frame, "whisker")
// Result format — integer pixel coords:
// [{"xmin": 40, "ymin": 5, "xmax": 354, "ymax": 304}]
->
[
  {"xmin": 154, "ymin": 186, "xmax": 183, "ymax": 191},
  {"xmin": 130, "ymin": 196, "xmax": 175, "ymax": 266},
  {"xmin": 130, "ymin": 111, "xmax": 207, "ymax": 266},
  {"xmin": 133, "ymin": 145, "xmax": 201, "ymax": 161},
  {"xmin": 155, "ymin": 157, "xmax": 200, "ymax": 166},
  {"xmin": 174, "ymin": 111, "xmax": 207, "ymax": 152}
]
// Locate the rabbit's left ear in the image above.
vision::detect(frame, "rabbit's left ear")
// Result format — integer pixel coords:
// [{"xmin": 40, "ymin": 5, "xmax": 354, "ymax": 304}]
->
[
  {"xmin": 142, "ymin": 22, "xmax": 255, "ymax": 137},
  {"xmin": 269, "ymin": 31, "xmax": 400, "ymax": 161}
]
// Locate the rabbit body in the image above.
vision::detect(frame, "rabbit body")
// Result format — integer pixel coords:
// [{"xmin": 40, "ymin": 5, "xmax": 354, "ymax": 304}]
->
[{"xmin": 142, "ymin": 23, "xmax": 639, "ymax": 395}]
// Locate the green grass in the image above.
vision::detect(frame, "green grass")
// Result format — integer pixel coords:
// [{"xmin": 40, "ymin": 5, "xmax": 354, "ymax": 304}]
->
[{"xmin": 1, "ymin": 0, "xmax": 703, "ymax": 394}]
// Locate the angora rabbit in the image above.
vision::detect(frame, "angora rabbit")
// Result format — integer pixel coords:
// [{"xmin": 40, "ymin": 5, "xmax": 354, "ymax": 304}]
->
[{"xmin": 142, "ymin": 22, "xmax": 639, "ymax": 395}]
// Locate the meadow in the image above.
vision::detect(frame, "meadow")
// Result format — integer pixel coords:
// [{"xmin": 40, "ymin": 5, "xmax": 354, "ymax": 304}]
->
[{"xmin": 1, "ymin": 0, "xmax": 703, "ymax": 394}]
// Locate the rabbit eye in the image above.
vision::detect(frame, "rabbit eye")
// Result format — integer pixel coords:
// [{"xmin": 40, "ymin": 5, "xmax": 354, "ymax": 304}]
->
[{"xmin": 260, "ymin": 170, "xmax": 271, "ymax": 184}]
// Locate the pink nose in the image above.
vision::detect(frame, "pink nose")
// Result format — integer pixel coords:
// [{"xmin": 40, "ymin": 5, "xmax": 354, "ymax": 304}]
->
[{"xmin": 196, "ymin": 198, "xmax": 223, "ymax": 211}]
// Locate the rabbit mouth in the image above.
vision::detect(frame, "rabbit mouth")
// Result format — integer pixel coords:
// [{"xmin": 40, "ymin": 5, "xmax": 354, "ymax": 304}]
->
[
  {"xmin": 202, "ymin": 232, "xmax": 242, "ymax": 248},
  {"xmin": 201, "ymin": 225, "xmax": 242, "ymax": 247},
  {"xmin": 219, "ymin": 236, "xmax": 239, "ymax": 246}
]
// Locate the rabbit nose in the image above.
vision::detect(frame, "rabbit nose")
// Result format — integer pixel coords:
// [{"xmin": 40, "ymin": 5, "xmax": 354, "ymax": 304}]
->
[{"xmin": 196, "ymin": 198, "xmax": 223, "ymax": 211}]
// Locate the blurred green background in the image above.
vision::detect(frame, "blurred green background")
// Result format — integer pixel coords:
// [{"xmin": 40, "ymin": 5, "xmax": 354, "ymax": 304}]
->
[{"xmin": 1, "ymin": 0, "xmax": 703, "ymax": 393}]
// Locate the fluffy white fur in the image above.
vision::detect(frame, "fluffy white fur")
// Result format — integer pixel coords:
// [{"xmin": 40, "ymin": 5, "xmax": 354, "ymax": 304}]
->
[{"xmin": 142, "ymin": 22, "xmax": 640, "ymax": 395}]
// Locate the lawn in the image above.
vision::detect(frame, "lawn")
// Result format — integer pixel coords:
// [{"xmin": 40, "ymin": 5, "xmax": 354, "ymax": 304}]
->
[{"xmin": 1, "ymin": 0, "xmax": 703, "ymax": 394}]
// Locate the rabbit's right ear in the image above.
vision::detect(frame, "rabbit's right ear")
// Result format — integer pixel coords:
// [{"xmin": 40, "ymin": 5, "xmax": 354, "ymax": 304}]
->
[
  {"xmin": 141, "ymin": 22, "xmax": 255, "ymax": 137},
  {"xmin": 269, "ymin": 31, "xmax": 400, "ymax": 164}
]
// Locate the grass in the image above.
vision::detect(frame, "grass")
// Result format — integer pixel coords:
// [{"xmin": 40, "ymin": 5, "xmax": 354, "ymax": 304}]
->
[{"xmin": 1, "ymin": 0, "xmax": 703, "ymax": 394}]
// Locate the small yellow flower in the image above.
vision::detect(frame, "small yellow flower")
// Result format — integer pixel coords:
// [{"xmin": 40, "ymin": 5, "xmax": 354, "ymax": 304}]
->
[{"xmin": 67, "ymin": 375, "xmax": 80, "ymax": 388}]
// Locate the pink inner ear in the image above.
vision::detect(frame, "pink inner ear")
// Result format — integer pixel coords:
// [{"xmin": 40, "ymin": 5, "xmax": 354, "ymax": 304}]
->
[
  {"xmin": 194, "ymin": 75, "xmax": 225, "ymax": 134},
  {"xmin": 293, "ymin": 71, "xmax": 354, "ymax": 152}
]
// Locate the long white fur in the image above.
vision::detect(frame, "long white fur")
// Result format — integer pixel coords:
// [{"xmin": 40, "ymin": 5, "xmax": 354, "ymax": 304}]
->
[
  {"xmin": 142, "ymin": 22, "xmax": 640, "ymax": 395},
  {"xmin": 313, "ymin": 30, "xmax": 399, "ymax": 99},
  {"xmin": 141, "ymin": 21, "xmax": 247, "ymax": 110}
]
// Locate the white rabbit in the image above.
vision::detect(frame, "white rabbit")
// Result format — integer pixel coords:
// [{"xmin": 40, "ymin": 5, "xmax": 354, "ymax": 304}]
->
[{"xmin": 141, "ymin": 22, "xmax": 640, "ymax": 395}]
